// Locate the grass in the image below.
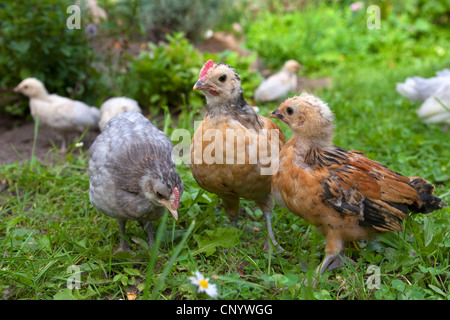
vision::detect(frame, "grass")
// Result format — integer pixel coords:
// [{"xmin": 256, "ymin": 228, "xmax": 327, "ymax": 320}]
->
[{"xmin": 1, "ymin": 4, "xmax": 449, "ymax": 300}]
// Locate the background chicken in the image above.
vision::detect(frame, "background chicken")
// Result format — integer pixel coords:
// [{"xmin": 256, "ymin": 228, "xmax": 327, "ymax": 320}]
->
[
  {"xmin": 98, "ymin": 97, "xmax": 142, "ymax": 131},
  {"xmin": 14, "ymin": 77, "xmax": 100, "ymax": 153},
  {"xmin": 416, "ymin": 83, "xmax": 450, "ymax": 125},
  {"xmin": 397, "ymin": 69, "xmax": 450, "ymax": 125},
  {"xmin": 191, "ymin": 60, "xmax": 286, "ymax": 252},
  {"xmin": 254, "ymin": 59, "xmax": 302, "ymax": 103},
  {"xmin": 89, "ymin": 112, "xmax": 183, "ymax": 253},
  {"xmin": 270, "ymin": 93, "xmax": 447, "ymax": 279}
]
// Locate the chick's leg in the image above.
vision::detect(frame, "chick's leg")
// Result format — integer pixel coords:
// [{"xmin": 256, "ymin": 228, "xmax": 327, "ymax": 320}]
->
[
  {"xmin": 316, "ymin": 251, "xmax": 347, "ymax": 275},
  {"xmin": 143, "ymin": 221, "xmax": 155, "ymax": 249},
  {"xmin": 59, "ymin": 134, "xmax": 67, "ymax": 154},
  {"xmin": 222, "ymin": 197, "xmax": 240, "ymax": 227},
  {"xmin": 317, "ymin": 236, "xmax": 354, "ymax": 275},
  {"xmin": 258, "ymin": 198, "xmax": 284, "ymax": 253},
  {"xmin": 263, "ymin": 210, "xmax": 284, "ymax": 253},
  {"xmin": 115, "ymin": 218, "xmax": 132, "ymax": 253}
]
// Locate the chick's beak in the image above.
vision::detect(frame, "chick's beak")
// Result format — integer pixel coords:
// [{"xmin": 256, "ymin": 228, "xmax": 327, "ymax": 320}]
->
[
  {"xmin": 193, "ymin": 80, "xmax": 203, "ymax": 91},
  {"xmin": 13, "ymin": 86, "xmax": 20, "ymax": 93},
  {"xmin": 193, "ymin": 79, "xmax": 214, "ymax": 91},
  {"xmin": 160, "ymin": 200, "xmax": 178, "ymax": 221},
  {"xmin": 270, "ymin": 109, "xmax": 283, "ymax": 120}
]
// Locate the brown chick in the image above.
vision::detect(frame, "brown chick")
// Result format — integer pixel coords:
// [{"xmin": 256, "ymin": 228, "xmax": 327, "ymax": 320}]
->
[
  {"xmin": 191, "ymin": 60, "xmax": 286, "ymax": 252},
  {"xmin": 270, "ymin": 93, "xmax": 448, "ymax": 277}
]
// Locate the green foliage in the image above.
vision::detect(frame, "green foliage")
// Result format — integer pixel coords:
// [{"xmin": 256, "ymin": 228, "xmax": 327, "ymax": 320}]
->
[
  {"xmin": 137, "ymin": 0, "xmax": 229, "ymax": 41},
  {"xmin": 98, "ymin": 0, "xmax": 231, "ymax": 42},
  {"xmin": 192, "ymin": 227, "xmax": 241, "ymax": 256},
  {"xmin": 391, "ymin": 0, "xmax": 450, "ymax": 25},
  {"xmin": 0, "ymin": 0, "xmax": 103, "ymax": 116},
  {"xmin": 126, "ymin": 33, "xmax": 204, "ymax": 113},
  {"xmin": 244, "ymin": 3, "xmax": 450, "ymax": 73},
  {"xmin": 125, "ymin": 33, "xmax": 261, "ymax": 114}
]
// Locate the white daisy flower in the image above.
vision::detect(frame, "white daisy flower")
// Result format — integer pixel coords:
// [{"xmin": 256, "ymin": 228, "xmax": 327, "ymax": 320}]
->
[{"xmin": 189, "ymin": 270, "xmax": 218, "ymax": 299}]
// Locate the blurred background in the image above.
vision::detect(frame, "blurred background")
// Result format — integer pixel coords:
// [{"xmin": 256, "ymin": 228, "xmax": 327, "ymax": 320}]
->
[{"xmin": 1, "ymin": 0, "xmax": 449, "ymax": 115}]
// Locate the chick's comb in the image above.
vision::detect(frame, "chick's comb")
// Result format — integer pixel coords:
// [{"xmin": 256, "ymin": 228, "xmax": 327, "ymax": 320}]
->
[
  {"xmin": 173, "ymin": 187, "xmax": 180, "ymax": 210},
  {"xmin": 199, "ymin": 59, "xmax": 214, "ymax": 82},
  {"xmin": 280, "ymin": 98, "xmax": 290, "ymax": 108}
]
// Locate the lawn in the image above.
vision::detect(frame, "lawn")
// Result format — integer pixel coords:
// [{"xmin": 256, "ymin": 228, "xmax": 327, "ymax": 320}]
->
[{"xmin": 0, "ymin": 1, "xmax": 449, "ymax": 300}]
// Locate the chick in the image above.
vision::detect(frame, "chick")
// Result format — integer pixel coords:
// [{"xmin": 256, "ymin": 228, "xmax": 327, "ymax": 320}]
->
[
  {"xmin": 254, "ymin": 60, "xmax": 302, "ymax": 103},
  {"xmin": 396, "ymin": 69, "xmax": 450, "ymax": 102},
  {"xmin": 98, "ymin": 97, "xmax": 142, "ymax": 131},
  {"xmin": 270, "ymin": 93, "xmax": 447, "ymax": 277},
  {"xmin": 396, "ymin": 69, "xmax": 450, "ymax": 125},
  {"xmin": 14, "ymin": 78, "xmax": 100, "ymax": 153},
  {"xmin": 191, "ymin": 60, "xmax": 286, "ymax": 252},
  {"xmin": 89, "ymin": 112, "xmax": 183, "ymax": 252}
]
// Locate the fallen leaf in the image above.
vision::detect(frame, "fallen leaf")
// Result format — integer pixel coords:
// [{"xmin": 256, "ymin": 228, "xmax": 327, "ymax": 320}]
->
[{"xmin": 126, "ymin": 292, "xmax": 137, "ymax": 300}]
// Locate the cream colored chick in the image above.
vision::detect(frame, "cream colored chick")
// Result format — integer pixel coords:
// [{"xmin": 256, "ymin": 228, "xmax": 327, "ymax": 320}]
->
[
  {"xmin": 98, "ymin": 97, "xmax": 142, "ymax": 131},
  {"xmin": 14, "ymin": 78, "xmax": 99, "ymax": 153},
  {"xmin": 254, "ymin": 59, "xmax": 302, "ymax": 102}
]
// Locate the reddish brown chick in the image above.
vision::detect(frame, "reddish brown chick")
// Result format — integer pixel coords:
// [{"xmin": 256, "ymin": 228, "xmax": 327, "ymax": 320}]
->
[
  {"xmin": 270, "ymin": 93, "xmax": 447, "ymax": 277},
  {"xmin": 191, "ymin": 60, "xmax": 286, "ymax": 252}
]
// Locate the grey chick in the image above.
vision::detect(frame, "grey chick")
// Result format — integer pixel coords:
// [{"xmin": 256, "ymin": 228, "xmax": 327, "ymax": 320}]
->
[{"xmin": 88, "ymin": 112, "xmax": 183, "ymax": 252}]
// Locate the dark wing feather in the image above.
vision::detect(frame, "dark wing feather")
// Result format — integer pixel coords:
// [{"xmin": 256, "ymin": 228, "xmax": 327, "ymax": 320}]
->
[{"xmin": 319, "ymin": 147, "xmax": 417, "ymax": 232}]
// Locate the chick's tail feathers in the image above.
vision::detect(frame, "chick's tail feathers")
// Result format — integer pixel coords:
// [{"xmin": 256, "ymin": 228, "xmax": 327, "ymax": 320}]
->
[{"xmin": 408, "ymin": 177, "xmax": 448, "ymax": 214}]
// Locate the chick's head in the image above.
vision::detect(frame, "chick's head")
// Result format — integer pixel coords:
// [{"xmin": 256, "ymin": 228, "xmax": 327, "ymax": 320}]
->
[
  {"xmin": 270, "ymin": 93, "xmax": 334, "ymax": 143},
  {"xmin": 141, "ymin": 168, "xmax": 183, "ymax": 221},
  {"xmin": 282, "ymin": 60, "xmax": 302, "ymax": 74},
  {"xmin": 14, "ymin": 78, "xmax": 47, "ymax": 98},
  {"xmin": 193, "ymin": 60, "xmax": 243, "ymax": 107}
]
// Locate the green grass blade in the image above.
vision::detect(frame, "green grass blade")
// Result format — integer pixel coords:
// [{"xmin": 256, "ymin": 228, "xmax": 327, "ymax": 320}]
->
[
  {"xmin": 142, "ymin": 211, "xmax": 169, "ymax": 300},
  {"xmin": 150, "ymin": 219, "xmax": 195, "ymax": 300}
]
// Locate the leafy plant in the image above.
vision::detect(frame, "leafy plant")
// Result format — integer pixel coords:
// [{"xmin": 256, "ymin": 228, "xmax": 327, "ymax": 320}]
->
[
  {"xmin": 137, "ymin": 0, "xmax": 228, "ymax": 41},
  {"xmin": 0, "ymin": 0, "xmax": 103, "ymax": 116},
  {"xmin": 125, "ymin": 33, "xmax": 204, "ymax": 113},
  {"xmin": 244, "ymin": 3, "xmax": 450, "ymax": 74},
  {"xmin": 125, "ymin": 33, "xmax": 260, "ymax": 115}
]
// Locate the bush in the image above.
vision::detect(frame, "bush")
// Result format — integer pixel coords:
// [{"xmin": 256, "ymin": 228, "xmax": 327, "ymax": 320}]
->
[
  {"xmin": 0, "ymin": 0, "xmax": 102, "ymax": 116},
  {"xmin": 125, "ymin": 33, "xmax": 204, "ymax": 113},
  {"xmin": 125, "ymin": 33, "xmax": 261, "ymax": 114},
  {"xmin": 137, "ymin": 0, "xmax": 229, "ymax": 41},
  {"xmin": 244, "ymin": 2, "xmax": 450, "ymax": 73}
]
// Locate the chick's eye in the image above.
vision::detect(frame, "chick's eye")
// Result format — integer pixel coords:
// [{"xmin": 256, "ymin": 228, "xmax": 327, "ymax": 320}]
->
[
  {"xmin": 286, "ymin": 107, "xmax": 293, "ymax": 115},
  {"xmin": 156, "ymin": 192, "xmax": 163, "ymax": 198},
  {"xmin": 24, "ymin": 85, "xmax": 28, "ymax": 89},
  {"xmin": 218, "ymin": 74, "xmax": 227, "ymax": 82}
]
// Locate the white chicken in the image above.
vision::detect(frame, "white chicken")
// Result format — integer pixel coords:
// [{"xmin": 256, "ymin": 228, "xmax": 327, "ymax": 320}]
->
[
  {"xmin": 396, "ymin": 69, "xmax": 450, "ymax": 125},
  {"xmin": 416, "ymin": 83, "xmax": 450, "ymax": 125},
  {"xmin": 396, "ymin": 69, "xmax": 450, "ymax": 101},
  {"xmin": 254, "ymin": 59, "xmax": 302, "ymax": 103},
  {"xmin": 98, "ymin": 97, "xmax": 142, "ymax": 131},
  {"xmin": 14, "ymin": 77, "xmax": 100, "ymax": 153}
]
